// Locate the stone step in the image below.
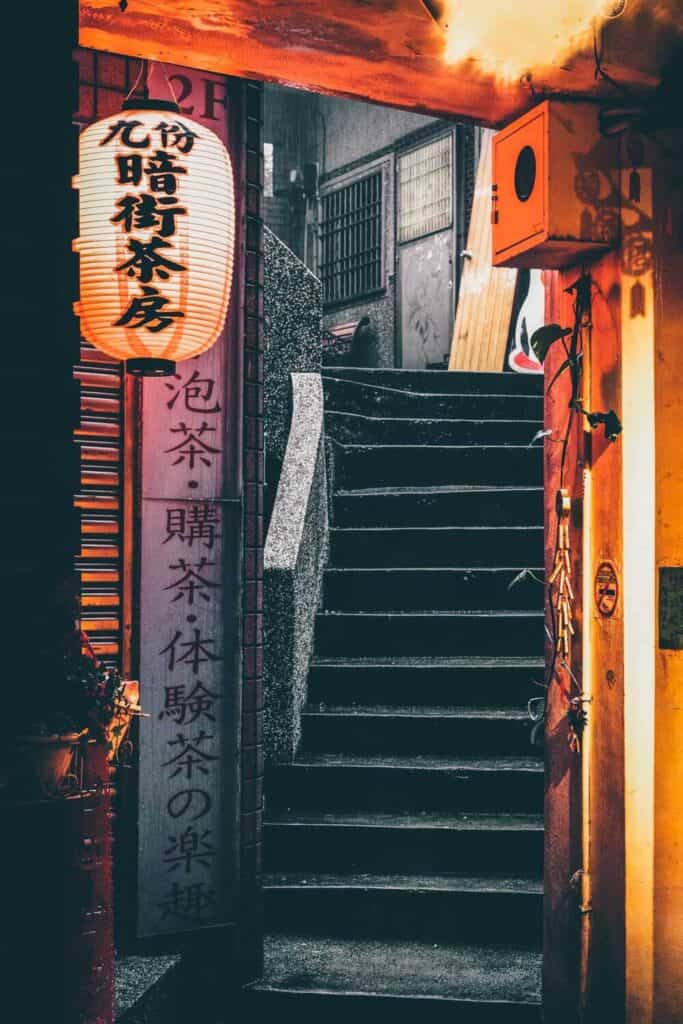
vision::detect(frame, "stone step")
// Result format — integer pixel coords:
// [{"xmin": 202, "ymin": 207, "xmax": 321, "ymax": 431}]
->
[
  {"xmin": 314, "ymin": 610, "xmax": 544, "ymax": 659},
  {"xmin": 266, "ymin": 754, "xmax": 544, "ymax": 815},
  {"xmin": 115, "ymin": 956, "xmax": 182, "ymax": 1024},
  {"xmin": 264, "ymin": 873, "xmax": 542, "ymax": 947},
  {"xmin": 322, "ymin": 568, "xmax": 544, "ymax": 611},
  {"xmin": 333, "ymin": 485, "xmax": 544, "ymax": 528},
  {"xmin": 242, "ymin": 934, "xmax": 542, "ymax": 1023},
  {"xmin": 325, "ymin": 411, "xmax": 543, "ymax": 446},
  {"xmin": 259, "ymin": 363, "xmax": 545, "ymax": 1020},
  {"xmin": 300, "ymin": 706, "xmax": 538, "ymax": 758},
  {"xmin": 307, "ymin": 657, "xmax": 545, "ymax": 709},
  {"xmin": 323, "ymin": 376, "xmax": 543, "ymax": 421},
  {"xmin": 329, "ymin": 526, "xmax": 544, "ymax": 568},
  {"xmin": 335, "ymin": 444, "xmax": 543, "ymax": 488},
  {"xmin": 324, "ymin": 368, "xmax": 544, "ymax": 396},
  {"xmin": 265, "ymin": 809, "xmax": 544, "ymax": 876}
]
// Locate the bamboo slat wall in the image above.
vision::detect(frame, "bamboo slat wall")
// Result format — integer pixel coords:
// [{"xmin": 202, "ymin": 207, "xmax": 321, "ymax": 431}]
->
[
  {"xmin": 448, "ymin": 131, "xmax": 517, "ymax": 372},
  {"xmin": 74, "ymin": 49, "xmax": 139, "ymax": 674}
]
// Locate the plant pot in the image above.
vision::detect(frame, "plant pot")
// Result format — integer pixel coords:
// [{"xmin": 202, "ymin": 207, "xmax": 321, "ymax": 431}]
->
[
  {"xmin": 104, "ymin": 701, "xmax": 141, "ymax": 765},
  {"xmin": 103, "ymin": 680, "xmax": 141, "ymax": 766},
  {"xmin": 9, "ymin": 731, "xmax": 86, "ymax": 798}
]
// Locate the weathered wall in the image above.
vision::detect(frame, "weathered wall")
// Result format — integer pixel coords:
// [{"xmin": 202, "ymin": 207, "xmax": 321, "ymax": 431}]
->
[
  {"xmin": 262, "ymin": 84, "xmax": 437, "ymax": 266},
  {"xmin": 262, "ymin": 85, "xmax": 456, "ymax": 368},
  {"xmin": 263, "ymin": 85, "xmax": 320, "ymax": 259},
  {"xmin": 264, "ymin": 226, "xmax": 322, "ymax": 526},
  {"xmin": 320, "ymin": 95, "xmax": 438, "ymax": 173},
  {"xmin": 321, "ymin": 154, "xmax": 397, "ymax": 368},
  {"xmin": 319, "ymin": 113, "xmax": 464, "ymax": 369}
]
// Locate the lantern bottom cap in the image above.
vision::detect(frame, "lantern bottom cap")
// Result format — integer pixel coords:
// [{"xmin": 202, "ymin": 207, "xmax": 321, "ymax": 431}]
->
[{"xmin": 126, "ymin": 358, "xmax": 177, "ymax": 377}]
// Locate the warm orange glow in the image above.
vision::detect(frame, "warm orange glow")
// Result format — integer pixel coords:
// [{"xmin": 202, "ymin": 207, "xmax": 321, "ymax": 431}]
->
[
  {"xmin": 80, "ymin": 0, "xmax": 676, "ymax": 128},
  {"xmin": 621, "ymin": 161, "xmax": 655, "ymax": 1022},
  {"xmin": 443, "ymin": 0, "xmax": 616, "ymax": 80},
  {"xmin": 74, "ymin": 107, "xmax": 234, "ymax": 367}
]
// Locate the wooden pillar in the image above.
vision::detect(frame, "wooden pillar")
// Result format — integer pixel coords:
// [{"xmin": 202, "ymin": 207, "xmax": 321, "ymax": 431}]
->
[
  {"xmin": 651, "ymin": 135, "xmax": 683, "ymax": 1024},
  {"xmin": 541, "ymin": 127, "xmax": 683, "ymax": 1023},
  {"xmin": 621, "ymin": 149, "xmax": 656, "ymax": 1024},
  {"xmin": 543, "ymin": 250, "xmax": 627, "ymax": 1024},
  {"xmin": 542, "ymin": 270, "xmax": 583, "ymax": 1024},
  {"xmin": 583, "ymin": 250, "xmax": 625, "ymax": 1023}
]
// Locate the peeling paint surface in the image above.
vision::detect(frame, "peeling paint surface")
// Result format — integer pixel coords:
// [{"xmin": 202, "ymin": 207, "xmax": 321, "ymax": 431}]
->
[{"xmin": 80, "ymin": 0, "xmax": 668, "ymax": 126}]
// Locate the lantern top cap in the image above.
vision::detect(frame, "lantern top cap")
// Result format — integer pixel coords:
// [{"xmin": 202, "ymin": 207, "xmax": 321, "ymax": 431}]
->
[{"xmin": 122, "ymin": 98, "xmax": 180, "ymax": 113}]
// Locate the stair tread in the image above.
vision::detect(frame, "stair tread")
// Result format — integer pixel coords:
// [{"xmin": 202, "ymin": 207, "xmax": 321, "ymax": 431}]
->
[
  {"xmin": 302, "ymin": 706, "xmax": 531, "ymax": 720},
  {"xmin": 325, "ymin": 566, "xmax": 544, "ymax": 572},
  {"xmin": 253, "ymin": 933, "xmax": 542, "ymax": 1004},
  {"xmin": 316, "ymin": 609, "xmax": 544, "ymax": 618},
  {"xmin": 266, "ymin": 809, "xmax": 544, "ymax": 830},
  {"xmin": 336, "ymin": 443, "xmax": 543, "ymax": 451},
  {"xmin": 331, "ymin": 525, "xmax": 542, "ymax": 531},
  {"xmin": 264, "ymin": 872, "xmax": 543, "ymax": 894},
  {"xmin": 322, "ymin": 385, "xmax": 542, "ymax": 404},
  {"xmin": 322, "ymin": 376, "xmax": 542, "ymax": 401},
  {"xmin": 266, "ymin": 369, "xmax": 544, "ymax": 1000},
  {"xmin": 311, "ymin": 656, "xmax": 545, "ymax": 668},
  {"xmin": 327, "ymin": 413, "xmax": 543, "ymax": 426},
  {"xmin": 336, "ymin": 485, "xmax": 543, "ymax": 497},
  {"xmin": 288, "ymin": 753, "xmax": 543, "ymax": 772}
]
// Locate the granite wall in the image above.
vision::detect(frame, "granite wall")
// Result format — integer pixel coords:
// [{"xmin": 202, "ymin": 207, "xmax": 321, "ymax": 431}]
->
[
  {"xmin": 264, "ymin": 374, "xmax": 329, "ymax": 764},
  {"xmin": 264, "ymin": 226, "xmax": 322, "ymax": 528}
]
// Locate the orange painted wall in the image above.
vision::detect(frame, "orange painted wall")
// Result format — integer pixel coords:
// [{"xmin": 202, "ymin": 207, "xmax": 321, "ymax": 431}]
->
[
  {"xmin": 653, "ymin": 150, "xmax": 683, "ymax": 1024},
  {"xmin": 543, "ymin": 251, "xmax": 625, "ymax": 1022},
  {"xmin": 583, "ymin": 251, "xmax": 625, "ymax": 1021},
  {"xmin": 542, "ymin": 269, "xmax": 582, "ymax": 1024}
]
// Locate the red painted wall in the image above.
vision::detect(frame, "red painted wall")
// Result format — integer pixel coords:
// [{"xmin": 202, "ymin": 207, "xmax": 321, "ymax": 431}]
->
[
  {"xmin": 542, "ymin": 269, "xmax": 583, "ymax": 1024},
  {"xmin": 543, "ymin": 254, "xmax": 625, "ymax": 1022}
]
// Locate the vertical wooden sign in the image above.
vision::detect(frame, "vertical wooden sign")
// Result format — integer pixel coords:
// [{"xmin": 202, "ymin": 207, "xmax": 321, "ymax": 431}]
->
[{"xmin": 137, "ymin": 65, "xmax": 241, "ymax": 940}]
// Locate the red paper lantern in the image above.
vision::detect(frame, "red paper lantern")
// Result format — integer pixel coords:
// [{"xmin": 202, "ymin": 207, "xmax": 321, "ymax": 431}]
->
[{"xmin": 73, "ymin": 100, "xmax": 235, "ymax": 376}]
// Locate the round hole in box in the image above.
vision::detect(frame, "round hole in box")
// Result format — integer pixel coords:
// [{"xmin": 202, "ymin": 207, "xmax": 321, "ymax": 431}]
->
[{"xmin": 515, "ymin": 145, "xmax": 536, "ymax": 202}]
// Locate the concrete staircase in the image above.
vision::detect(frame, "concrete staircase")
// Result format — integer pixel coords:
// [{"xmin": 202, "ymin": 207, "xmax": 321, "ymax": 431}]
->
[{"xmin": 246, "ymin": 368, "xmax": 545, "ymax": 1022}]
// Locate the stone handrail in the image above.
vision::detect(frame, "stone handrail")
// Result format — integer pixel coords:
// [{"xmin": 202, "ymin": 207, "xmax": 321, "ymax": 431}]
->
[{"xmin": 264, "ymin": 373, "xmax": 329, "ymax": 763}]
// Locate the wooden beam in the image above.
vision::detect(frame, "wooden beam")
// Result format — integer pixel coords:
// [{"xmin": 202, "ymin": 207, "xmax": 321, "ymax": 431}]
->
[{"xmin": 79, "ymin": 0, "xmax": 667, "ymax": 128}]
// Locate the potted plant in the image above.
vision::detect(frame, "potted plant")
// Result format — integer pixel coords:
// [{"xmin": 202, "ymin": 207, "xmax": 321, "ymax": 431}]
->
[
  {"xmin": 101, "ymin": 678, "xmax": 142, "ymax": 768},
  {"xmin": 7, "ymin": 629, "xmax": 127, "ymax": 797}
]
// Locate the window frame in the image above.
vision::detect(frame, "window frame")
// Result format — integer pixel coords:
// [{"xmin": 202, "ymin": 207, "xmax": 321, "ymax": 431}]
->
[
  {"xmin": 319, "ymin": 157, "xmax": 387, "ymax": 309},
  {"xmin": 397, "ymin": 130, "xmax": 455, "ymax": 246}
]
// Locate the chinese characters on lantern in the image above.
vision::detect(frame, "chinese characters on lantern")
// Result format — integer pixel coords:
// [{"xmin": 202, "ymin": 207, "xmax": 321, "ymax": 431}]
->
[
  {"xmin": 76, "ymin": 65, "xmax": 234, "ymax": 367},
  {"xmin": 100, "ymin": 117, "xmax": 198, "ymax": 334}
]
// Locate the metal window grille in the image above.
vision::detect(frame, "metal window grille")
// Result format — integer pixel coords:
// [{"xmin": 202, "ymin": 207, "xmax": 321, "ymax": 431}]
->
[
  {"xmin": 398, "ymin": 135, "xmax": 453, "ymax": 244},
  {"xmin": 320, "ymin": 172, "xmax": 382, "ymax": 304}
]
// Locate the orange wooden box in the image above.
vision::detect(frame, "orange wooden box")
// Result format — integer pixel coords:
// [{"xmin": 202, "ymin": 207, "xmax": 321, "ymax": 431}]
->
[{"xmin": 492, "ymin": 100, "xmax": 620, "ymax": 269}]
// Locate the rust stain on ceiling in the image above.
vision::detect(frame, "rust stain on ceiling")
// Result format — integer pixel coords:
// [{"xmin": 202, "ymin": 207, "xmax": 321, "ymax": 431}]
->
[{"xmin": 80, "ymin": 0, "xmax": 679, "ymax": 125}]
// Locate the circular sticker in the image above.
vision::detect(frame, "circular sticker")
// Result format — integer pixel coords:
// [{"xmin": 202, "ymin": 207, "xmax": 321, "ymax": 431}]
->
[{"xmin": 595, "ymin": 561, "xmax": 619, "ymax": 617}]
